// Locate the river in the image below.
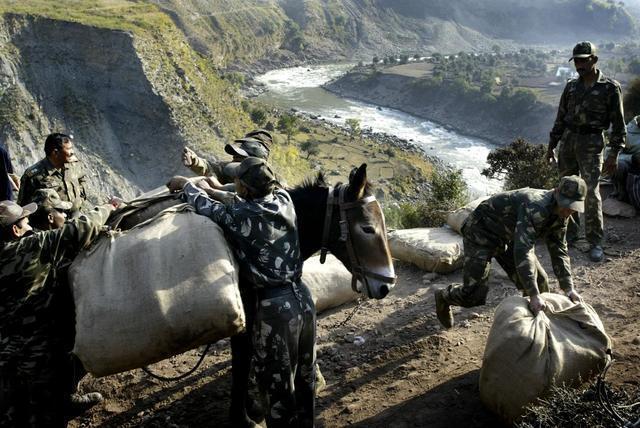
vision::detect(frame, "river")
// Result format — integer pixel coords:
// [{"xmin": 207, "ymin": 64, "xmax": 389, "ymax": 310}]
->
[{"xmin": 255, "ymin": 63, "xmax": 502, "ymax": 196}]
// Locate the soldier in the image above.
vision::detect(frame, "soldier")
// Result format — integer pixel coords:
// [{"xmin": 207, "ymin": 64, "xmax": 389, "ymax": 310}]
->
[
  {"xmin": 18, "ymin": 133, "xmax": 93, "ymax": 216},
  {"xmin": 168, "ymin": 157, "xmax": 315, "ymax": 428},
  {"xmin": 182, "ymin": 129, "xmax": 273, "ymax": 180},
  {"xmin": 435, "ymin": 176, "xmax": 586, "ymax": 329},
  {"xmin": 1, "ymin": 145, "xmax": 19, "ymax": 201},
  {"xmin": 546, "ymin": 41, "xmax": 627, "ymax": 262},
  {"xmin": 0, "ymin": 198, "xmax": 116, "ymax": 426}
]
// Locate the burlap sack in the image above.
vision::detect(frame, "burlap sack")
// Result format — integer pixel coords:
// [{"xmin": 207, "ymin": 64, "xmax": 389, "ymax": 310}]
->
[
  {"xmin": 479, "ymin": 293, "xmax": 611, "ymax": 423},
  {"xmin": 302, "ymin": 254, "xmax": 359, "ymax": 313},
  {"xmin": 446, "ymin": 196, "xmax": 489, "ymax": 234},
  {"xmin": 70, "ymin": 205, "xmax": 244, "ymax": 377},
  {"xmin": 388, "ymin": 227, "xmax": 463, "ymax": 273}
]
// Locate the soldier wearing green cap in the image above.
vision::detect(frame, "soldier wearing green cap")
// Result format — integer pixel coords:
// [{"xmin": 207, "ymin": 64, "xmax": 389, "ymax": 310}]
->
[
  {"xmin": 0, "ymin": 198, "xmax": 117, "ymax": 426},
  {"xmin": 167, "ymin": 156, "xmax": 315, "ymax": 427},
  {"xmin": 434, "ymin": 176, "xmax": 586, "ymax": 329},
  {"xmin": 182, "ymin": 129, "xmax": 273, "ymax": 180},
  {"xmin": 546, "ymin": 41, "xmax": 627, "ymax": 262}
]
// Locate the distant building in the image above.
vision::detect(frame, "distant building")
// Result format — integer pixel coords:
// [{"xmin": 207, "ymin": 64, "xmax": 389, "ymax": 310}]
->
[{"xmin": 555, "ymin": 66, "xmax": 577, "ymax": 79}]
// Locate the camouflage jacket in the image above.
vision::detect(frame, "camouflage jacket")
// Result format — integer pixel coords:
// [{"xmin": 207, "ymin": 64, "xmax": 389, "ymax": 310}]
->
[
  {"xmin": 550, "ymin": 69, "xmax": 626, "ymax": 151},
  {"xmin": 464, "ymin": 188, "xmax": 573, "ymax": 296},
  {"xmin": 0, "ymin": 206, "xmax": 110, "ymax": 374},
  {"xmin": 18, "ymin": 158, "xmax": 92, "ymax": 214},
  {"xmin": 182, "ymin": 182, "xmax": 302, "ymax": 289}
]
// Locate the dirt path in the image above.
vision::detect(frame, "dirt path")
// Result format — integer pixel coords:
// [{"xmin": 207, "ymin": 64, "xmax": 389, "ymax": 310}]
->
[{"xmin": 70, "ymin": 217, "xmax": 640, "ymax": 428}]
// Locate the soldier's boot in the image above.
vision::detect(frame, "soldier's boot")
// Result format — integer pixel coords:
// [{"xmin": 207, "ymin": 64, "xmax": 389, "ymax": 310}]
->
[
  {"xmin": 435, "ymin": 289, "xmax": 454, "ymax": 329},
  {"xmin": 589, "ymin": 245, "xmax": 604, "ymax": 262},
  {"xmin": 69, "ymin": 392, "xmax": 103, "ymax": 416}
]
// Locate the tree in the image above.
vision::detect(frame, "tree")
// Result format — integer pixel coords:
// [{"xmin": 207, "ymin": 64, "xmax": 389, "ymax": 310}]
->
[
  {"xmin": 492, "ymin": 44, "xmax": 501, "ymax": 54},
  {"xmin": 624, "ymin": 77, "xmax": 640, "ymax": 120},
  {"xmin": 250, "ymin": 108, "xmax": 267, "ymax": 126},
  {"xmin": 277, "ymin": 114, "xmax": 299, "ymax": 144},
  {"xmin": 345, "ymin": 118, "xmax": 361, "ymax": 141},
  {"xmin": 482, "ymin": 138, "xmax": 558, "ymax": 190},
  {"xmin": 372, "ymin": 55, "xmax": 380, "ymax": 64},
  {"xmin": 628, "ymin": 58, "xmax": 640, "ymax": 74},
  {"xmin": 300, "ymin": 140, "xmax": 320, "ymax": 160}
]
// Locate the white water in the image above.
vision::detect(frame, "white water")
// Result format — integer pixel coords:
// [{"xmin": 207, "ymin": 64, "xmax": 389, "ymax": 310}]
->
[{"xmin": 255, "ymin": 64, "xmax": 503, "ymax": 196}]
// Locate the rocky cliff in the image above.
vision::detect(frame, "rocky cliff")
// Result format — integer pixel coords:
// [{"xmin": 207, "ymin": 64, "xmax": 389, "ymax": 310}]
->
[{"xmin": 0, "ymin": 11, "xmax": 251, "ymax": 200}]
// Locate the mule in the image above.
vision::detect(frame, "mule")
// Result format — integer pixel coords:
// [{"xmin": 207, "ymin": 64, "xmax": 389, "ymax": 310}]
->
[{"xmin": 110, "ymin": 163, "xmax": 396, "ymax": 298}]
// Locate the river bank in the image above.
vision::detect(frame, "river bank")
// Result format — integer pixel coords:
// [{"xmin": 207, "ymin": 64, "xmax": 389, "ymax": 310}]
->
[{"xmin": 323, "ymin": 68, "xmax": 557, "ymax": 146}]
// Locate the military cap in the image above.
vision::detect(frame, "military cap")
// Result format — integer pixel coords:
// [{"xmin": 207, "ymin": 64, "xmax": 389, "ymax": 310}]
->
[
  {"xmin": 0, "ymin": 200, "xmax": 37, "ymax": 227},
  {"xmin": 224, "ymin": 157, "xmax": 276, "ymax": 192},
  {"xmin": 225, "ymin": 137, "xmax": 270, "ymax": 160},
  {"xmin": 244, "ymin": 129, "xmax": 273, "ymax": 147},
  {"xmin": 569, "ymin": 41, "xmax": 596, "ymax": 61},
  {"xmin": 557, "ymin": 175, "xmax": 587, "ymax": 212},
  {"xmin": 32, "ymin": 188, "xmax": 74, "ymax": 211}
]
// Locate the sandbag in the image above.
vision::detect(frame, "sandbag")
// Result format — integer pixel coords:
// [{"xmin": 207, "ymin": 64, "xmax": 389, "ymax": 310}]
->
[
  {"xmin": 446, "ymin": 196, "xmax": 489, "ymax": 234},
  {"xmin": 70, "ymin": 205, "xmax": 244, "ymax": 377},
  {"xmin": 302, "ymin": 254, "xmax": 359, "ymax": 313},
  {"xmin": 388, "ymin": 227, "xmax": 463, "ymax": 273},
  {"xmin": 479, "ymin": 293, "xmax": 611, "ymax": 424},
  {"xmin": 602, "ymin": 197, "xmax": 636, "ymax": 218}
]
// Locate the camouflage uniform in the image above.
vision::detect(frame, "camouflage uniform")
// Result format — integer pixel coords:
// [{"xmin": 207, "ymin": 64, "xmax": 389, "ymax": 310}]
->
[
  {"xmin": 182, "ymin": 181, "xmax": 315, "ymax": 427},
  {"xmin": 443, "ymin": 188, "xmax": 573, "ymax": 308},
  {"xmin": 18, "ymin": 158, "xmax": 92, "ymax": 215},
  {"xmin": 0, "ymin": 206, "xmax": 111, "ymax": 427},
  {"xmin": 549, "ymin": 69, "xmax": 626, "ymax": 245}
]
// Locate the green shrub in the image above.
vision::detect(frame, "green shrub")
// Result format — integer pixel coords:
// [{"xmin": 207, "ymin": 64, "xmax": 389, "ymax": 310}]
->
[
  {"xmin": 385, "ymin": 168, "xmax": 469, "ymax": 229},
  {"xmin": 483, "ymin": 138, "xmax": 558, "ymax": 190},
  {"xmin": 250, "ymin": 108, "xmax": 267, "ymax": 126}
]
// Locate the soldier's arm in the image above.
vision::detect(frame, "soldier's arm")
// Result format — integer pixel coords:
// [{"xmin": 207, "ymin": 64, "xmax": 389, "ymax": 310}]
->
[
  {"xmin": 513, "ymin": 206, "xmax": 543, "ymax": 297},
  {"xmin": 545, "ymin": 220, "xmax": 574, "ymax": 293},
  {"xmin": 549, "ymin": 84, "xmax": 570, "ymax": 151},
  {"xmin": 608, "ymin": 83, "xmax": 626, "ymax": 151},
  {"xmin": 41, "ymin": 205, "xmax": 112, "ymax": 263},
  {"xmin": 181, "ymin": 182, "xmax": 236, "ymax": 230},
  {"xmin": 188, "ymin": 154, "xmax": 211, "ymax": 177}
]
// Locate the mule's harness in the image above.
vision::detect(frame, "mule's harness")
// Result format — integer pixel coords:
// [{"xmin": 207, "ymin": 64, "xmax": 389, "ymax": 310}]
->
[{"xmin": 319, "ymin": 185, "xmax": 396, "ymax": 296}]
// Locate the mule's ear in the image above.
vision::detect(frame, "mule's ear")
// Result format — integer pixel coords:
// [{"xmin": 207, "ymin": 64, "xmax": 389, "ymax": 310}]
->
[{"xmin": 348, "ymin": 163, "xmax": 367, "ymax": 199}]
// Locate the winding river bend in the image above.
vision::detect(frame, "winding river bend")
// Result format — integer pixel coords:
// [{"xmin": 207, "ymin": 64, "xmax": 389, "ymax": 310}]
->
[{"xmin": 255, "ymin": 64, "xmax": 502, "ymax": 196}]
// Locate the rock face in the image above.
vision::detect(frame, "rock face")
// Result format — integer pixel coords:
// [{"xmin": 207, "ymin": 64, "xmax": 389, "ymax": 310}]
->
[{"xmin": 0, "ymin": 14, "xmax": 246, "ymax": 201}]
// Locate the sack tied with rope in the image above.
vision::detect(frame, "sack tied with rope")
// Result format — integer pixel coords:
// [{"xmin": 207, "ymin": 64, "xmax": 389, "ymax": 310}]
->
[{"xmin": 479, "ymin": 292, "xmax": 612, "ymax": 424}]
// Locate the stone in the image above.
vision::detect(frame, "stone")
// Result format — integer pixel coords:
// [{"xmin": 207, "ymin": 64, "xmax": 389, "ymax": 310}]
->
[{"xmin": 602, "ymin": 198, "xmax": 636, "ymax": 218}]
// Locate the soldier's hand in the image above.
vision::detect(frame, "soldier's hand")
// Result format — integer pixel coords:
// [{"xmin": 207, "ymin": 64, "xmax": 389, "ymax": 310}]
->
[
  {"xmin": 108, "ymin": 196, "xmax": 125, "ymax": 209},
  {"xmin": 603, "ymin": 152, "xmax": 618, "ymax": 176},
  {"xmin": 528, "ymin": 294, "xmax": 546, "ymax": 316},
  {"xmin": 167, "ymin": 176, "xmax": 189, "ymax": 193},
  {"xmin": 182, "ymin": 147, "xmax": 196, "ymax": 167},
  {"xmin": 566, "ymin": 289, "xmax": 583, "ymax": 304}
]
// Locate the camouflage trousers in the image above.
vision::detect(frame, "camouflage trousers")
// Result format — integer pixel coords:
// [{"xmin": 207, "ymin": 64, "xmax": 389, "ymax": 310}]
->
[
  {"xmin": 249, "ymin": 282, "xmax": 316, "ymax": 428},
  {"xmin": 444, "ymin": 236, "xmax": 549, "ymax": 308},
  {"xmin": 557, "ymin": 132, "xmax": 605, "ymax": 246},
  {"xmin": 0, "ymin": 356, "xmax": 74, "ymax": 427}
]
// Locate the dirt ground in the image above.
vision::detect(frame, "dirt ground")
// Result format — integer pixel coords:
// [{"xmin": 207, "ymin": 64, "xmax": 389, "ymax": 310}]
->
[{"xmin": 69, "ymin": 215, "xmax": 640, "ymax": 428}]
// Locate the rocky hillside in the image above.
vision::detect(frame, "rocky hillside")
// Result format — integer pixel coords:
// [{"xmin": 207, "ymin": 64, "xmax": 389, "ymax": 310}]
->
[
  {"xmin": 151, "ymin": 0, "xmax": 638, "ymax": 71},
  {"xmin": 0, "ymin": 3, "xmax": 251, "ymax": 200}
]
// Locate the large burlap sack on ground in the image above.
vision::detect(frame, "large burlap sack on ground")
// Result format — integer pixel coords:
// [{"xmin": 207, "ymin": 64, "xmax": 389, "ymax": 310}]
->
[
  {"xmin": 446, "ymin": 196, "xmax": 489, "ymax": 234},
  {"xmin": 302, "ymin": 254, "xmax": 358, "ymax": 313},
  {"xmin": 388, "ymin": 227, "xmax": 463, "ymax": 273},
  {"xmin": 70, "ymin": 205, "xmax": 244, "ymax": 377},
  {"xmin": 479, "ymin": 293, "xmax": 611, "ymax": 423}
]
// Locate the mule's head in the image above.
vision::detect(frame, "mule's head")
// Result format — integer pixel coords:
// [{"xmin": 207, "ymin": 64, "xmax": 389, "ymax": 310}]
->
[{"xmin": 327, "ymin": 164, "xmax": 396, "ymax": 299}]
